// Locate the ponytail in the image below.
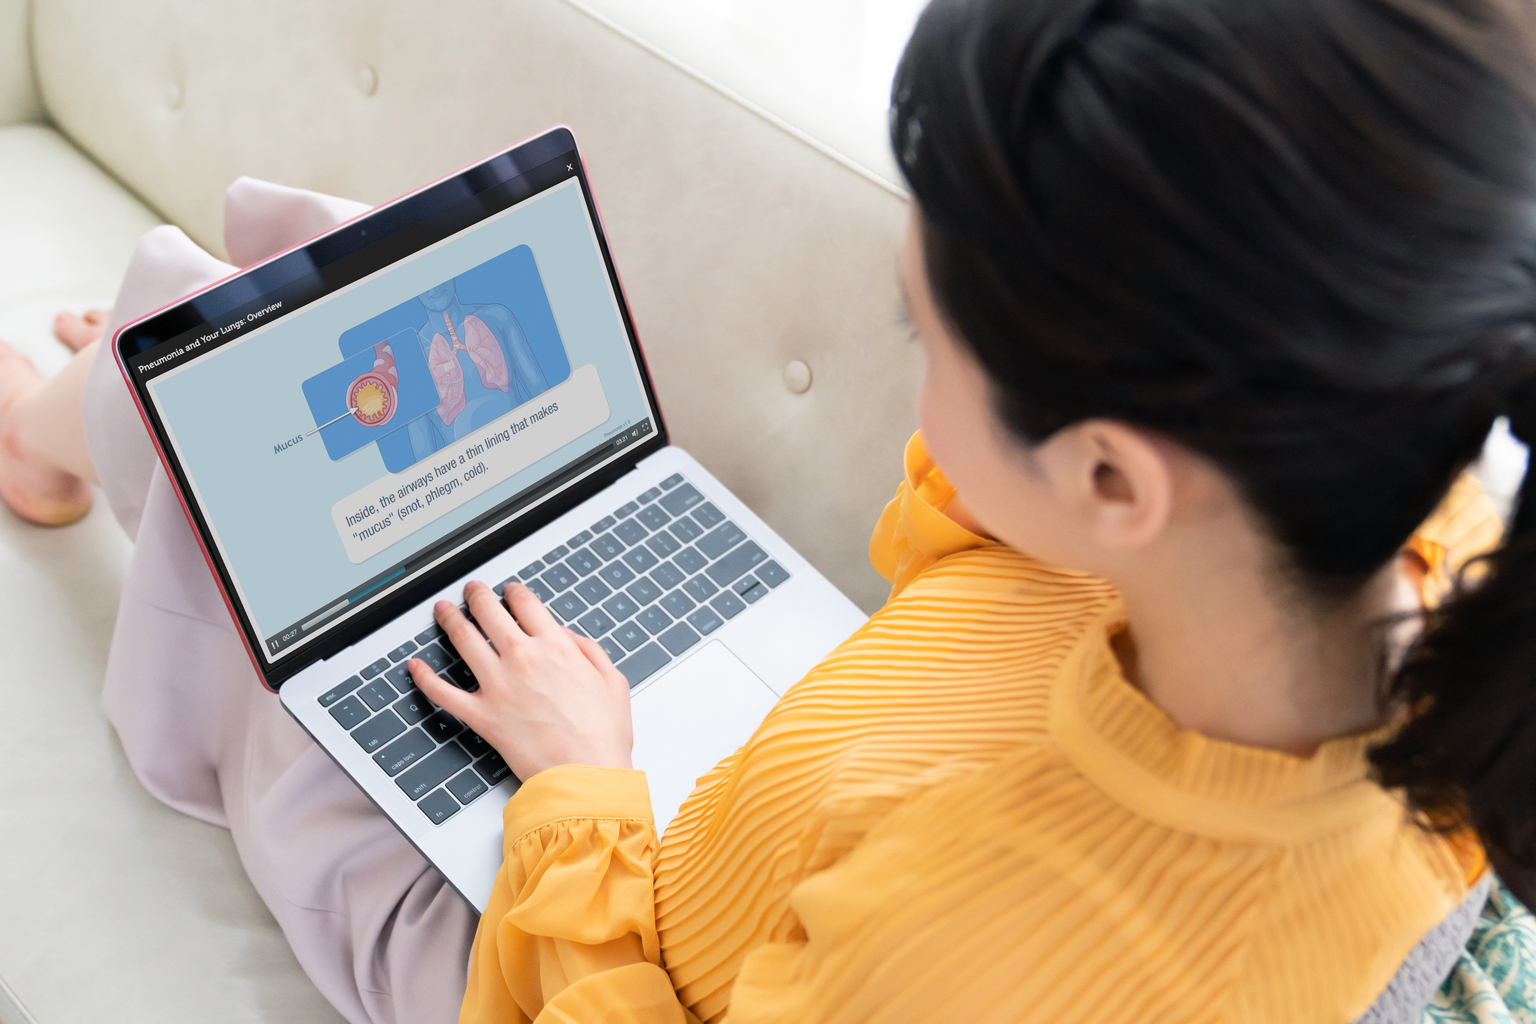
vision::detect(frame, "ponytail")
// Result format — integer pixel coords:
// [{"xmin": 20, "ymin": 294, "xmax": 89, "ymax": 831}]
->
[{"xmin": 1371, "ymin": 389, "xmax": 1536, "ymax": 905}]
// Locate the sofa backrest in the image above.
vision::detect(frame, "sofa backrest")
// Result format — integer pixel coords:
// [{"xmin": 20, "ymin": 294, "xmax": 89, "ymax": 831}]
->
[
  {"xmin": 33, "ymin": 0, "xmax": 920, "ymax": 611},
  {"xmin": 0, "ymin": 0, "xmax": 40, "ymax": 125}
]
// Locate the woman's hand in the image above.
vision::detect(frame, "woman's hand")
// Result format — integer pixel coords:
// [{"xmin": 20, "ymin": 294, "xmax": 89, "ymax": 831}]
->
[{"xmin": 406, "ymin": 580, "xmax": 634, "ymax": 780}]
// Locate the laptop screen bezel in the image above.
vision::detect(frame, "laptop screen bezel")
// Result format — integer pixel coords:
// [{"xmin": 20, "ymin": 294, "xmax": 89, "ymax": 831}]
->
[{"xmin": 112, "ymin": 126, "xmax": 670, "ymax": 691}]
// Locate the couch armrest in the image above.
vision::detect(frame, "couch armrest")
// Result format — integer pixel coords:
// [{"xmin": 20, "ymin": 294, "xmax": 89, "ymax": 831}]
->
[{"xmin": 0, "ymin": 0, "xmax": 41, "ymax": 126}]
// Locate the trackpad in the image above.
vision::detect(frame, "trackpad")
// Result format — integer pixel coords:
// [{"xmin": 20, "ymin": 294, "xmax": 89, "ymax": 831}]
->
[{"xmin": 630, "ymin": 642, "xmax": 779, "ymax": 835}]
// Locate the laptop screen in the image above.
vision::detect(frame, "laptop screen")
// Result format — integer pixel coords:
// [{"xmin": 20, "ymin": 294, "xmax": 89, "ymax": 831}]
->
[{"xmin": 123, "ymin": 144, "xmax": 659, "ymax": 670}]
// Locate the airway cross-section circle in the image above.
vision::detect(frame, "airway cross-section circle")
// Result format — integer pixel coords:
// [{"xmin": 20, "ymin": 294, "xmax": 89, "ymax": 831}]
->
[{"xmin": 348, "ymin": 371, "xmax": 397, "ymax": 428}]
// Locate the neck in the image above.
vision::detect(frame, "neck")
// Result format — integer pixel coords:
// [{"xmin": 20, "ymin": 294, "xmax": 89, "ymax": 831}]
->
[{"xmin": 1110, "ymin": 539, "xmax": 1417, "ymax": 756}]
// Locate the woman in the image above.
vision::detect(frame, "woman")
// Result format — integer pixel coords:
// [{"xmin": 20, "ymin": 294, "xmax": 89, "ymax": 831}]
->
[{"xmin": 5, "ymin": 0, "xmax": 1535, "ymax": 1019}]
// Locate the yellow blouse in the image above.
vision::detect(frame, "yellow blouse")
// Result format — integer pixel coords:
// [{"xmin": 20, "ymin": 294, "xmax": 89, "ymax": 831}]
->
[{"xmin": 460, "ymin": 433, "xmax": 1499, "ymax": 1024}]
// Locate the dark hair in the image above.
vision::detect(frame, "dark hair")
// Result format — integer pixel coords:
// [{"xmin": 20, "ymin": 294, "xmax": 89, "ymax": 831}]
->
[{"xmin": 893, "ymin": 0, "xmax": 1536, "ymax": 897}]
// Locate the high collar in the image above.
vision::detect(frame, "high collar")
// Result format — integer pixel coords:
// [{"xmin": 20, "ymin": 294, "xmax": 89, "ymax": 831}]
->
[{"xmin": 1048, "ymin": 604, "xmax": 1401, "ymax": 846}]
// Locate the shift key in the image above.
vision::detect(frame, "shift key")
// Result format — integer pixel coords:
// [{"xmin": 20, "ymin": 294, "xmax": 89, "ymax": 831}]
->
[
  {"xmin": 705, "ymin": 541, "xmax": 768, "ymax": 586},
  {"xmin": 396, "ymin": 742, "xmax": 472, "ymax": 800}
]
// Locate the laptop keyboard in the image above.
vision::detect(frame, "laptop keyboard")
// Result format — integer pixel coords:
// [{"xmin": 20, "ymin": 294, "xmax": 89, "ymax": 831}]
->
[{"xmin": 316, "ymin": 472, "xmax": 791, "ymax": 824}]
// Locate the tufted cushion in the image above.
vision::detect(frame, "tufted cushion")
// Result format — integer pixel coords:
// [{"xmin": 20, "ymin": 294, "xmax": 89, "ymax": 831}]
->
[{"xmin": 32, "ymin": 0, "xmax": 919, "ymax": 613}]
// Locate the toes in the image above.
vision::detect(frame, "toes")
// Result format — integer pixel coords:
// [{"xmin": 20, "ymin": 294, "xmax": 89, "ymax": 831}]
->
[{"xmin": 53, "ymin": 310, "xmax": 107, "ymax": 352}]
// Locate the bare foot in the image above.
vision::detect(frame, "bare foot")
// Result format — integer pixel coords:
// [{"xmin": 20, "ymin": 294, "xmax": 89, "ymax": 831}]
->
[
  {"xmin": 0, "ymin": 339, "xmax": 92, "ymax": 526},
  {"xmin": 53, "ymin": 309, "xmax": 109, "ymax": 353}
]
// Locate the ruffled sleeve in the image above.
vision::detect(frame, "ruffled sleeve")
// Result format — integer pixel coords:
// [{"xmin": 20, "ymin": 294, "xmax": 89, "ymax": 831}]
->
[
  {"xmin": 459, "ymin": 765, "xmax": 699, "ymax": 1024},
  {"xmin": 869, "ymin": 432, "xmax": 991, "ymax": 602}
]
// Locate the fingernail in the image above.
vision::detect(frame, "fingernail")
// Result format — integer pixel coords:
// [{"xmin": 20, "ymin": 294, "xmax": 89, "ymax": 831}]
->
[{"xmin": 435, "ymin": 600, "xmax": 453, "ymax": 614}]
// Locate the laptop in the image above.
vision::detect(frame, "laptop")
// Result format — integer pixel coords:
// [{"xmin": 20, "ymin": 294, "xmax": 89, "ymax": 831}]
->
[{"xmin": 112, "ymin": 126, "xmax": 867, "ymax": 911}]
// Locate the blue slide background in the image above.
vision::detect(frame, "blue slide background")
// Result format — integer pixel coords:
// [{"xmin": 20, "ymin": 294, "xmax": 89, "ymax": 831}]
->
[{"xmin": 147, "ymin": 179, "xmax": 653, "ymax": 643}]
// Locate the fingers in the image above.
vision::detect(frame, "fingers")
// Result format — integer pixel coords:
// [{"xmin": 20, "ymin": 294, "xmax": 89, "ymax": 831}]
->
[
  {"xmin": 465, "ymin": 579, "xmax": 522, "ymax": 649},
  {"xmin": 406, "ymin": 657, "xmax": 478, "ymax": 723},
  {"xmin": 571, "ymin": 632, "xmax": 631, "ymax": 691},
  {"xmin": 434, "ymin": 598, "xmax": 499, "ymax": 681},
  {"xmin": 502, "ymin": 581, "xmax": 564, "ymax": 637}
]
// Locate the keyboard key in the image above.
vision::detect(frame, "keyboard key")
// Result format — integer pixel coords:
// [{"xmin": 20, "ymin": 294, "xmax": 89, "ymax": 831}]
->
[
  {"xmin": 475, "ymin": 751, "xmax": 513, "ymax": 785},
  {"xmin": 613, "ymin": 500, "xmax": 640, "ymax": 519},
  {"xmin": 541, "ymin": 564, "xmax": 578, "ymax": 591},
  {"xmin": 646, "ymin": 531, "xmax": 681, "ymax": 558},
  {"xmin": 446, "ymin": 768, "xmax": 489, "ymax": 805},
  {"xmin": 650, "ymin": 562, "xmax": 686, "ymax": 590},
  {"xmin": 578, "ymin": 608, "xmax": 616, "ymax": 636},
  {"xmin": 575, "ymin": 576, "xmax": 612, "ymax": 603},
  {"xmin": 589, "ymin": 515, "xmax": 617, "ymax": 534},
  {"xmin": 697, "ymin": 521, "xmax": 747, "ymax": 559},
  {"xmin": 757, "ymin": 560, "xmax": 790, "ymax": 587},
  {"xmin": 692, "ymin": 501, "xmax": 725, "ymax": 528},
  {"xmin": 682, "ymin": 575, "xmax": 719, "ymax": 602},
  {"xmin": 525, "ymin": 577, "xmax": 556, "ymax": 603},
  {"xmin": 616, "ymin": 643, "xmax": 671, "ymax": 687},
  {"xmin": 740, "ymin": 580, "xmax": 768, "ymax": 603},
  {"xmin": 638, "ymin": 486, "xmax": 662, "ymax": 503},
  {"xmin": 706, "ymin": 541, "xmax": 768, "ymax": 586},
  {"xmin": 388, "ymin": 640, "xmax": 418, "ymax": 662},
  {"xmin": 415, "ymin": 625, "xmax": 444, "ymax": 646},
  {"xmin": 660, "ymin": 590, "xmax": 696, "ymax": 617},
  {"xmin": 393, "ymin": 689, "xmax": 433, "ymax": 725},
  {"xmin": 623, "ymin": 546, "xmax": 659, "ymax": 572},
  {"xmin": 599, "ymin": 636, "xmax": 626, "ymax": 663},
  {"xmin": 674, "ymin": 547, "xmax": 709, "ymax": 575},
  {"xmin": 549, "ymin": 592, "xmax": 588, "ymax": 621},
  {"xmin": 637, "ymin": 504, "xmax": 671, "ymax": 530},
  {"xmin": 637, "ymin": 606, "xmax": 674, "ymax": 634},
  {"xmin": 614, "ymin": 518, "xmax": 649, "ymax": 545},
  {"xmin": 590, "ymin": 532, "xmax": 625, "ymax": 560},
  {"xmin": 669, "ymin": 517, "xmax": 703, "ymax": 543},
  {"xmin": 658, "ymin": 622, "xmax": 701, "ymax": 656},
  {"xmin": 567, "ymin": 529, "xmax": 594, "ymax": 548},
  {"xmin": 602, "ymin": 593, "xmax": 641, "ymax": 620},
  {"xmin": 492, "ymin": 578, "xmax": 512, "ymax": 596},
  {"xmin": 687, "ymin": 606, "xmax": 724, "ymax": 635},
  {"xmin": 710, "ymin": 590, "xmax": 747, "ymax": 620},
  {"xmin": 328, "ymin": 694, "xmax": 370, "ymax": 729},
  {"xmin": 658, "ymin": 483, "xmax": 704, "ymax": 516},
  {"xmin": 374, "ymin": 728, "xmax": 434, "ymax": 776},
  {"xmin": 542, "ymin": 544, "xmax": 570, "ymax": 563},
  {"xmin": 418, "ymin": 788, "xmax": 460, "ymax": 824},
  {"xmin": 384, "ymin": 661, "xmax": 414, "ymax": 693},
  {"xmin": 611, "ymin": 621, "xmax": 648, "ymax": 651},
  {"xmin": 360, "ymin": 657, "xmax": 391, "ymax": 680},
  {"xmin": 352, "ymin": 711, "xmax": 406, "ymax": 752},
  {"xmin": 519, "ymin": 561, "xmax": 546, "ymax": 581},
  {"xmin": 358, "ymin": 679, "xmax": 396, "ymax": 711},
  {"xmin": 446, "ymin": 662, "xmax": 479, "ymax": 692},
  {"xmin": 660, "ymin": 473, "xmax": 684, "ymax": 489},
  {"xmin": 319, "ymin": 675, "xmax": 365, "ymax": 707},
  {"xmin": 459, "ymin": 731, "xmax": 491, "ymax": 759},
  {"xmin": 626, "ymin": 577, "xmax": 663, "ymax": 606},
  {"xmin": 415, "ymin": 642, "xmax": 452, "ymax": 673},
  {"xmin": 597, "ymin": 561, "xmax": 636, "ymax": 587},
  {"xmin": 565, "ymin": 548, "xmax": 601, "ymax": 576},
  {"xmin": 421, "ymin": 710, "xmax": 464, "ymax": 743},
  {"xmin": 397, "ymin": 743, "xmax": 472, "ymax": 800},
  {"xmin": 732, "ymin": 574, "xmax": 761, "ymax": 596}
]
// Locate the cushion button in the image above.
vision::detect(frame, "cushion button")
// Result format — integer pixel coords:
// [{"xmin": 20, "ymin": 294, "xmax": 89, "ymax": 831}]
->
[
  {"xmin": 166, "ymin": 83, "xmax": 183, "ymax": 110},
  {"xmin": 357, "ymin": 65, "xmax": 378, "ymax": 96},
  {"xmin": 783, "ymin": 360, "xmax": 812, "ymax": 394}
]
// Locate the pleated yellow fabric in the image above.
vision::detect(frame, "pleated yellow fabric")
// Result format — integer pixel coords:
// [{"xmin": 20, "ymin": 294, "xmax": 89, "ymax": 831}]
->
[{"xmin": 459, "ymin": 432, "xmax": 1497, "ymax": 1024}]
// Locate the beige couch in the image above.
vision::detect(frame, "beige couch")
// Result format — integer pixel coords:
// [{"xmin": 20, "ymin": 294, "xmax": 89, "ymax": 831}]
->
[{"xmin": 0, "ymin": 1, "xmax": 915, "ymax": 1021}]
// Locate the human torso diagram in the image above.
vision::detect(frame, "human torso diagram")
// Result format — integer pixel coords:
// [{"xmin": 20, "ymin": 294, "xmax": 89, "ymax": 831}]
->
[{"xmin": 299, "ymin": 244, "xmax": 572, "ymax": 473}]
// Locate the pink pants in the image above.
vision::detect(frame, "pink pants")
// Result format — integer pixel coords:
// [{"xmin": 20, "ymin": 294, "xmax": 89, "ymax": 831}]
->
[{"xmin": 81, "ymin": 180, "xmax": 478, "ymax": 1024}]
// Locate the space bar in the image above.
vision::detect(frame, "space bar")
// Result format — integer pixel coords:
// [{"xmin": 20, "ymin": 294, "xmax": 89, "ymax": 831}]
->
[{"xmin": 616, "ymin": 643, "xmax": 670, "ymax": 688}]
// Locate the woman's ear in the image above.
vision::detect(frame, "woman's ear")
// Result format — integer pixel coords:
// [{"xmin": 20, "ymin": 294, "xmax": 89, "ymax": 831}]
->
[{"xmin": 1047, "ymin": 421, "xmax": 1176, "ymax": 551}]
